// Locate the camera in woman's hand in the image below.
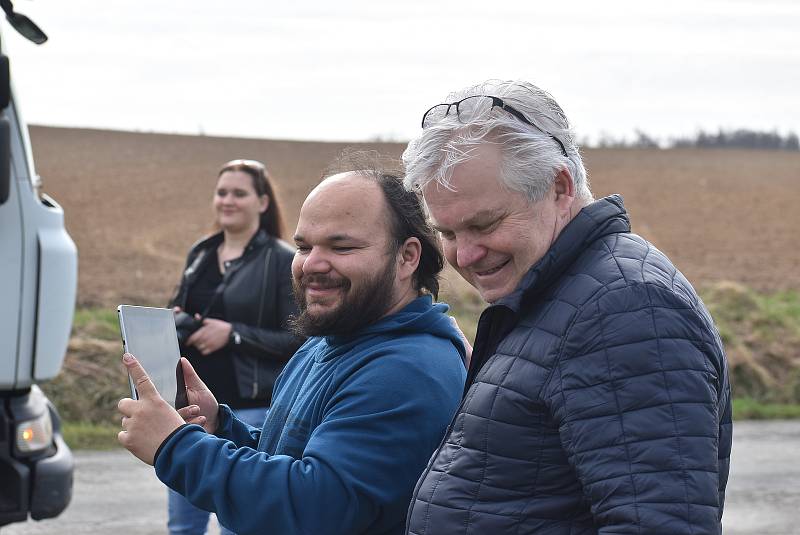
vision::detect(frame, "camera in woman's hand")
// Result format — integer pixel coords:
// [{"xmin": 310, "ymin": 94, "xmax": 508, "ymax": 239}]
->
[{"xmin": 174, "ymin": 311, "xmax": 203, "ymax": 345}]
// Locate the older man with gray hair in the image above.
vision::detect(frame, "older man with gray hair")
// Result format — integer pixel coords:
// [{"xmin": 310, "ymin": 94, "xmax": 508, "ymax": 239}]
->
[{"xmin": 402, "ymin": 80, "xmax": 731, "ymax": 534}]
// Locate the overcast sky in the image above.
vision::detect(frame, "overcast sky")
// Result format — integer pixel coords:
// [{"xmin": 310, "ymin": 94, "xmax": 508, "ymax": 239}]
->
[{"xmin": 3, "ymin": 0, "xmax": 797, "ymax": 143}]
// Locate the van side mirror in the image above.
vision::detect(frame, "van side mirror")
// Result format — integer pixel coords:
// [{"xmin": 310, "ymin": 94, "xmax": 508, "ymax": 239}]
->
[
  {"xmin": 1, "ymin": 1, "xmax": 48, "ymax": 45},
  {"xmin": 0, "ymin": 118, "xmax": 9, "ymax": 205}
]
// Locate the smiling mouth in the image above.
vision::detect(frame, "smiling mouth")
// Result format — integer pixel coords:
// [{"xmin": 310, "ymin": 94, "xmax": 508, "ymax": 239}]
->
[
  {"xmin": 306, "ymin": 285, "xmax": 340, "ymax": 293},
  {"xmin": 304, "ymin": 285, "xmax": 344, "ymax": 305},
  {"xmin": 303, "ymin": 279, "xmax": 346, "ymax": 295},
  {"xmin": 474, "ymin": 259, "xmax": 510, "ymax": 278}
]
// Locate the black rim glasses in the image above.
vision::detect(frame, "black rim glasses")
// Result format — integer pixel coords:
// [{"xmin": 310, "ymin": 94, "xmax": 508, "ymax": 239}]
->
[{"xmin": 420, "ymin": 95, "xmax": 568, "ymax": 157}]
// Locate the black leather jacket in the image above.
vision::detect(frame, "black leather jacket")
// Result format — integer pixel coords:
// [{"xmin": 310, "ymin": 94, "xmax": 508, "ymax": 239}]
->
[{"xmin": 170, "ymin": 229, "xmax": 304, "ymax": 404}]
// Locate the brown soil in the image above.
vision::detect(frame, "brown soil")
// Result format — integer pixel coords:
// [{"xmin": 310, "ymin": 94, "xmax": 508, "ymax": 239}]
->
[{"xmin": 29, "ymin": 126, "xmax": 800, "ymax": 307}]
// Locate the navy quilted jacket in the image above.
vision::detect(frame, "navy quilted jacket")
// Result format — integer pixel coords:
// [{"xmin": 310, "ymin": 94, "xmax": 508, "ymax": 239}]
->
[{"xmin": 407, "ymin": 195, "xmax": 732, "ymax": 534}]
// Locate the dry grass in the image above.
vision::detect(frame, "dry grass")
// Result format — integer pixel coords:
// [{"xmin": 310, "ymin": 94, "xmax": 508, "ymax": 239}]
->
[{"xmin": 703, "ymin": 283, "xmax": 800, "ymax": 403}]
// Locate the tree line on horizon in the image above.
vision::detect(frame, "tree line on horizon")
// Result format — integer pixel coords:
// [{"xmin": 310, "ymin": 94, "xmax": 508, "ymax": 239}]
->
[{"xmin": 590, "ymin": 128, "xmax": 800, "ymax": 151}]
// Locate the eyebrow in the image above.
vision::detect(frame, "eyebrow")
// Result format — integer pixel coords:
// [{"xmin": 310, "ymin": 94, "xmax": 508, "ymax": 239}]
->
[
  {"xmin": 216, "ymin": 186, "xmax": 248, "ymax": 192},
  {"xmin": 293, "ymin": 233, "xmax": 365, "ymax": 243},
  {"xmin": 432, "ymin": 209, "xmax": 505, "ymax": 232}
]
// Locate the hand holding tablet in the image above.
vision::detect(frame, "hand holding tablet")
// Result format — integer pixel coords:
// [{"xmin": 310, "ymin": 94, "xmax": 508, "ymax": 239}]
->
[
  {"xmin": 117, "ymin": 305, "xmax": 223, "ymax": 464},
  {"xmin": 117, "ymin": 305, "xmax": 188, "ymax": 409},
  {"xmin": 117, "ymin": 353, "xmax": 186, "ymax": 465}
]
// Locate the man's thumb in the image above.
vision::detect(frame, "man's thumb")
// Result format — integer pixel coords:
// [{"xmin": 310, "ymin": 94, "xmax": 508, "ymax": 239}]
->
[{"xmin": 180, "ymin": 357, "xmax": 208, "ymax": 390}]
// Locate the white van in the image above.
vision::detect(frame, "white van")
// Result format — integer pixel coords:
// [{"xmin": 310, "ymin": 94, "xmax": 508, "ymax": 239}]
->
[{"xmin": 0, "ymin": 5, "xmax": 76, "ymax": 527}]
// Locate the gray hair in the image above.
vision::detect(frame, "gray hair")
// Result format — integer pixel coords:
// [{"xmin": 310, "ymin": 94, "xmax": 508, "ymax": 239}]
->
[{"xmin": 402, "ymin": 80, "xmax": 591, "ymax": 203}]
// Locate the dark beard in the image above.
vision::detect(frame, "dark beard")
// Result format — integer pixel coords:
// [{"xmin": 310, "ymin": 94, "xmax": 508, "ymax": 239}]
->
[{"xmin": 290, "ymin": 257, "xmax": 397, "ymax": 337}]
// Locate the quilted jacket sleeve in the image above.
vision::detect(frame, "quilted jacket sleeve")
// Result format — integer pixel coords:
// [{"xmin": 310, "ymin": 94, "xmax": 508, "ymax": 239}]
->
[{"xmin": 544, "ymin": 282, "xmax": 725, "ymax": 534}]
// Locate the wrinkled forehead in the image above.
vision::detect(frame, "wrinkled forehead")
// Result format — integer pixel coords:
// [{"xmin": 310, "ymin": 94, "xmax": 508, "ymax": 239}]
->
[
  {"xmin": 421, "ymin": 151, "xmax": 504, "ymax": 201},
  {"xmin": 422, "ymin": 186, "xmax": 509, "ymax": 232},
  {"xmin": 420, "ymin": 152, "xmax": 528, "ymax": 231}
]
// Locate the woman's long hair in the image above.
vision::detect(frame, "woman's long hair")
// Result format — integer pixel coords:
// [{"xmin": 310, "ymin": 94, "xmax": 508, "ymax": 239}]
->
[{"xmin": 215, "ymin": 159, "xmax": 286, "ymax": 239}]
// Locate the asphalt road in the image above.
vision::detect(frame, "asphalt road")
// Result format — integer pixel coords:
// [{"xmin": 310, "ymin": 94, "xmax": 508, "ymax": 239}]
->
[
  {"xmin": 1, "ymin": 450, "xmax": 222, "ymax": 535},
  {"xmin": 3, "ymin": 420, "xmax": 799, "ymax": 534}
]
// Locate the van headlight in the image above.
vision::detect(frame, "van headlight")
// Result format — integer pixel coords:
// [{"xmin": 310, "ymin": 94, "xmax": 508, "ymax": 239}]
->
[{"xmin": 16, "ymin": 409, "xmax": 54, "ymax": 453}]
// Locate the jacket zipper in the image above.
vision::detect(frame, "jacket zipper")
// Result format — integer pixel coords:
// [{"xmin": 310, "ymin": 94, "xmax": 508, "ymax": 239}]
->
[{"xmin": 252, "ymin": 248, "xmax": 273, "ymax": 398}]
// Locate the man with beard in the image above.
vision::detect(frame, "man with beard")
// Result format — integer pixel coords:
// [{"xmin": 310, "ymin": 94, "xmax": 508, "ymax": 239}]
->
[{"xmin": 117, "ymin": 160, "xmax": 467, "ymax": 535}]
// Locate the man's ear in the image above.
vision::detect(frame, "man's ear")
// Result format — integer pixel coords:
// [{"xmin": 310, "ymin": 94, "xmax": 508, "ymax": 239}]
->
[
  {"xmin": 397, "ymin": 237, "xmax": 422, "ymax": 282},
  {"xmin": 552, "ymin": 168, "xmax": 575, "ymax": 214}
]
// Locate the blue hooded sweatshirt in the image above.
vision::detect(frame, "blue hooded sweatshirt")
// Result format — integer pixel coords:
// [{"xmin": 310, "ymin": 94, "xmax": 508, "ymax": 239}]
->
[{"xmin": 155, "ymin": 295, "xmax": 467, "ymax": 535}]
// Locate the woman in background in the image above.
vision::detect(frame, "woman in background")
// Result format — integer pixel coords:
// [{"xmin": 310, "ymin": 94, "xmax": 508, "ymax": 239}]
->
[{"xmin": 168, "ymin": 159, "xmax": 303, "ymax": 535}]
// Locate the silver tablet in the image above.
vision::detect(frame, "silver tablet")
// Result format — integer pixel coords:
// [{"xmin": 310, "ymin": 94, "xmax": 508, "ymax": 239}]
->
[{"xmin": 117, "ymin": 305, "xmax": 187, "ymax": 408}]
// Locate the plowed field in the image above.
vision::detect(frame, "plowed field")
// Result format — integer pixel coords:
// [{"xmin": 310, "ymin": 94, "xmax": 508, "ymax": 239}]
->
[{"xmin": 28, "ymin": 126, "xmax": 800, "ymax": 306}]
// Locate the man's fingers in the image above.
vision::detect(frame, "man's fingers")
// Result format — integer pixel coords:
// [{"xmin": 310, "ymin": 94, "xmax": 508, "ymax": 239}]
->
[
  {"xmin": 118, "ymin": 397, "xmax": 136, "ymax": 416},
  {"xmin": 174, "ymin": 404, "xmax": 205, "ymax": 426},
  {"xmin": 122, "ymin": 353, "xmax": 159, "ymax": 399},
  {"xmin": 177, "ymin": 404, "xmax": 200, "ymax": 421}
]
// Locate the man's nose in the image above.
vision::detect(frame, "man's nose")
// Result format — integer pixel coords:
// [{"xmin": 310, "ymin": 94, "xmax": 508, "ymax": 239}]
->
[
  {"xmin": 455, "ymin": 236, "xmax": 487, "ymax": 268},
  {"xmin": 302, "ymin": 248, "xmax": 331, "ymax": 274}
]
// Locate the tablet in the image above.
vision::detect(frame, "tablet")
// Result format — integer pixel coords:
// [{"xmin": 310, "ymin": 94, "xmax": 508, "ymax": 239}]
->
[{"xmin": 117, "ymin": 305, "xmax": 188, "ymax": 409}]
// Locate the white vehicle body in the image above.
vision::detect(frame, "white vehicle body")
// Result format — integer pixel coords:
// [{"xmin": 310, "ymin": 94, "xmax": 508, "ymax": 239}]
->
[
  {"xmin": 0, "ymin": 12, "xmax": 76, "ymax": 527},
  {"xmin": 0, "ymin": 102, "xmax": 77, "ymax": 389}
]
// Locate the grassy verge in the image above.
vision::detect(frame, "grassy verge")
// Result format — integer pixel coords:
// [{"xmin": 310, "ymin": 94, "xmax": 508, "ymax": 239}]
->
[
  {"xmin": 61, "ymin": 422, "xmax": 121, "ymax": 450},
  {"xmin": 72, "ymin": 306, "xmax": 122, "ymax": 340},
  {"xmin": 702, "ymin": 283, "xmax": 800, "ymax": 404},
  {"xmin": 47, "ymin": 283, "xmax": 800, "ymax": 449},
  {"xmin": 732, "ymin": 398, "xmax": 800, "ymax": 420}
]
